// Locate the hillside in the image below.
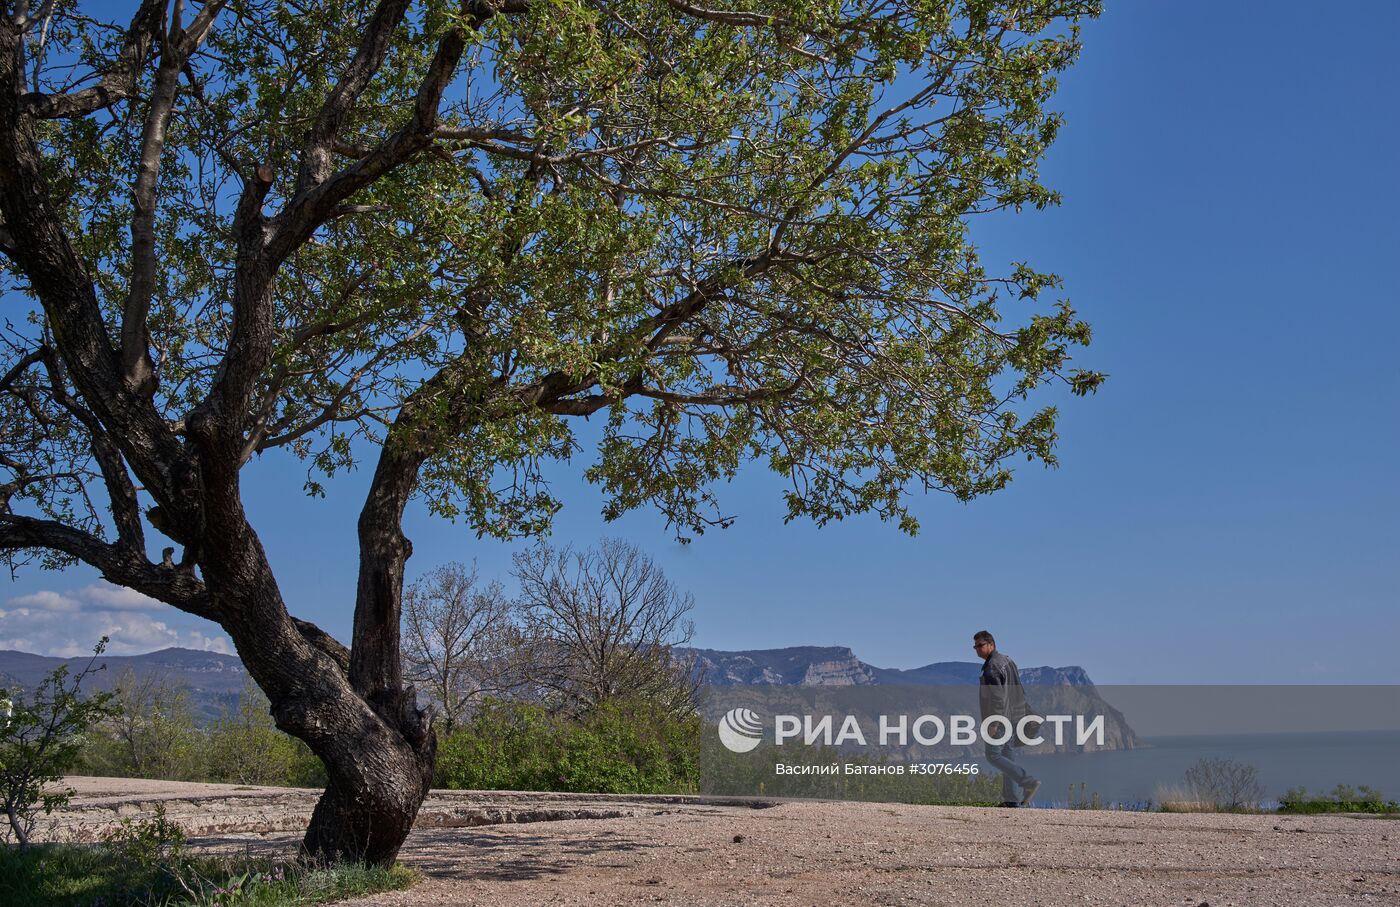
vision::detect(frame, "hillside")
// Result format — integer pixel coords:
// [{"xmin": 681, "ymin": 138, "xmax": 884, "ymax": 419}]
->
[
  {"xmin": 0, "ymin": 644, "xmax": 1137, "ymax": 748},
  {"xmin": 680, "ymin": 644, "xmax": 1097, "ymax": 688},
  {"xmin": 0, "ymin": 647, "xmax": 248, "ymax": 721}
]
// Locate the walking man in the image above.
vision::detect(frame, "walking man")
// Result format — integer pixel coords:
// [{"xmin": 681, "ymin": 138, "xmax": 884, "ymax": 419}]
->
[{"xmin": 974, "ymin": 630, "xmax": 1041, "ymax": 807}]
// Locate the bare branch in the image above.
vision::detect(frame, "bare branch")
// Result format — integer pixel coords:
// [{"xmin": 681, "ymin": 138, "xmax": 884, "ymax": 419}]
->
[
  {"xmin": 0, "ymin": 347, "xmax": 44, "ymax": 393},
  {"xmin": 19, "ymin": 0, "xmax": 166, "ymax": 119},
  {"xmin": 0, "ymin": 513, "xmax": 214, "ymax": 620},
  {"xmin": 661, "ymin": 0, "xmax": 780, "ymax": 28},
  {"xmin": 124, "ymin": 1, "xmax": 230, "ymax": 394}
]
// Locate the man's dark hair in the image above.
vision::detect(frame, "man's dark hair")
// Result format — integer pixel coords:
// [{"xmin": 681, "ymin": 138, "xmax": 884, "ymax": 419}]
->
[{"xmin": 973, "ymin": 630, "xmax": 995, "ymax": 646}]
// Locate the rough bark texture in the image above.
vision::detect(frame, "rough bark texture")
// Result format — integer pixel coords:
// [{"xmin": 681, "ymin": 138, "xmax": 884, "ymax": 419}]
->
[{"xmin": 0, "ymin": 6, "xmax": 448, "ymax": 865}]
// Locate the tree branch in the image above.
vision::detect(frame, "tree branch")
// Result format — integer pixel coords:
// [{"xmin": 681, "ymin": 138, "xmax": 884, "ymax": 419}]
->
[
  {"xmin": 289, "ymin": 0, "xmax": 415, "ymax": 200},
  {"xmin": 0, "ymin": 218, "xmax": 16, "ymax": 259},
  {"xmin": 18, "ymin": 0, "xmax": 166, "ymax": 119},
  {"xmin": 35, "ymin": 345, "xmax": 147, "ymax": 553},
  {"xmin": 0, "ymin": 18, "xmax": 199, "ymax": 532},
  {"xmin": 0, "ymin": 513, "xmax": 215, "ymax": 620},
  {"xmin": 0, "ymin": 346, "xmax": 44, "ymax": 393},
  {"xmin": 293, "ymin": 617, "xmax": 351, "ymax": 676},
  {"xmin": 660, "ymin": 0, "xmax": 780, "ymax": 28},
  {"xmin": 269, "ymin": 13, "xmax": 475, "ymax": 263},
  {"xmin": 124, "ymin": 0, "xmax": 229, "ymax": 394}
]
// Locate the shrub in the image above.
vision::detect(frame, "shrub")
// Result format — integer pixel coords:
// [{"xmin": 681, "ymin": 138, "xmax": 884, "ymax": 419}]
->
[
  {"xmin": 436, "ymin": 696, "xmax": 699, "ymax": 794},
  {"xmin": 79, "ymin": 668, "xmax": 200, "ymax": 781},
  {"xmin": 1178, "ymin": 757, "xmax": 1264, "ymax": 812},
  {"xmin": 100, "ymin": 803, "xmax": 186, "ymax": 871},
  {"xmin": 556, "ymin": 699, "xmax": 699, "ymax": 794},
  {"xmin": 436, "ymin": 699, "xmax": 562, "ymax": 791},
  {"xmin": 1279, "ymin": 784, "xmax": 1400, "ymax": 814},
  {"xmin": 75, "ymin": 677, "xmax": 327, "ymax": 790},
  {"xmin": 0, "ymin": 639, "xmax": 118, "ymax": 846},
  {"xmin": 206, "ymin": 680, "xmax": 326, "ymax": 787}
]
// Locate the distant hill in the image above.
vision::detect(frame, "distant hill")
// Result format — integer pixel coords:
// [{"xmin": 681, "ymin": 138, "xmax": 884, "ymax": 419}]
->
[
  {"xmin": 679, "ymin": 645, "xmax": 1096, "ymax": 688},
  {"xmin": 0, "ymin": 643, "xmax": 1137, "ymax": 749},
  {"xmin": 679, "ymin": 645, "xmax": 1138, "ymax": 753},
  {"xmin": 0, "ymin": 647, "xmax": 248, "ymax": 721}
]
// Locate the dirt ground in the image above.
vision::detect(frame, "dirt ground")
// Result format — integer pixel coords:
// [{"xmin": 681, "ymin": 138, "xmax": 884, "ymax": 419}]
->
[{"xmin": 42, "ymin": 778, "xmax": 1400, "ymax": 906}]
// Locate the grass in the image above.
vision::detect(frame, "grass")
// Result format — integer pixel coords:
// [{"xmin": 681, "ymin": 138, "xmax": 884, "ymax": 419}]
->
[
  {"xmin": 1151, "ymin": 783, "xmax": 1265, "ymax": 814},
  {"xmin": 0, "ymin": 843, "xmax": 415, "ymax": 907},
  {"xmin": 1278, "ymin": 785, "xmax": 1400, "ymax": 816},
  {"xmin": 1059, "ymin": 783, "xmax": 1154, "ymax": 812}
]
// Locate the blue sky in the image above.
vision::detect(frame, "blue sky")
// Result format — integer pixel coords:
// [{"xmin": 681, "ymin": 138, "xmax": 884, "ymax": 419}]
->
[{"xmin": 3, "ymin": 1, "xmax": 1397, "ymax": 683}]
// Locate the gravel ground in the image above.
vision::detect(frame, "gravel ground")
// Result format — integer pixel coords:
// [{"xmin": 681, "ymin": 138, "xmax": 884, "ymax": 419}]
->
[{"xmin": 45, "ymin": 778, "xmax": 1400, "ymax": 907}]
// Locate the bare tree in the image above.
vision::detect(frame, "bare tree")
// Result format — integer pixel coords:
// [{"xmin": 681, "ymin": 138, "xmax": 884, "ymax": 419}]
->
[
  {"xmin": 512, "ymin": 539, "xmax": 697, "ymax": 717},
  {"xmin": 1184, "ymin": 757, "xmax": 1264, "ymax": 812},
  {"xmin": 401, "ymin": 562, "xmax": 526, "ymax": 734},
  {"xmin": 94, "ymin": 668, "xmax": 198, "ymax": 780}
]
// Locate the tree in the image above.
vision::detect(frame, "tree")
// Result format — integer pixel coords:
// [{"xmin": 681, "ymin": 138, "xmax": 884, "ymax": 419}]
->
[
  {"xmin": 86, "ymin": 668, "xmax": 199, "ymax": 780},
  {"xmin": 513, "ymin": 539, "xmax": 698, "ymax": 717},
  {"xmin": 1183, "ymin": 757, "xmax": 1264, "ymax": 812},
  {"xmin": 0, "ymin": 0, "xmax": 1104, "ymax": 864},
  {"xmin": 401, "ymin": 562, "xmax": 526, "ymax": 734},
  {"xmin": 0, "ymin": 639, "xmax": 117, "ymax": 846},
  {"xmin": 207, "ymin": 677, "xmax": 322, "ymax": 786}
]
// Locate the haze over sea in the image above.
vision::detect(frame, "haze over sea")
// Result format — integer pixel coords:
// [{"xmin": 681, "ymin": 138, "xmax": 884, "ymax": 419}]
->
[{"xmin": 1017, "ymin": 730, "xmax": 1400, "ymax": 809}]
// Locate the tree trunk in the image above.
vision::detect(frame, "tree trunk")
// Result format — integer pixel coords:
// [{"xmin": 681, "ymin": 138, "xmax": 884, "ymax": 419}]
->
[
  {"xmin": 296, "ymin": 435, "xmax": 437, "ymax": 864},
  {"xmin": 301, "ymin": 717, "xmax": 435, "ymax": 865},
  {"xmin": 0, "ymin": 8, "xmax": 448, "ymax": 869},
  {"xmin": 192, "ymin": 489, "xmax": 435, "ymax": 866}
]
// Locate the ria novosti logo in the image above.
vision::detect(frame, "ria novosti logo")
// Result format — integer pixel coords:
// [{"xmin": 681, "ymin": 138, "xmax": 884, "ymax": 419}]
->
[
  {"xmin": 715, "ymin": 709, "xmax": 1105, "ymax": 751},
  {"xmin": 717, "ymin": 707, "xmax": 764, "ymax": 753}
]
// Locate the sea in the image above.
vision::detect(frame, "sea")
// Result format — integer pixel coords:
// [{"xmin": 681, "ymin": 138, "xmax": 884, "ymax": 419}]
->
[{"xmin": 1010, "ymin": 729, "xmax": 1400, "ymax": 809}]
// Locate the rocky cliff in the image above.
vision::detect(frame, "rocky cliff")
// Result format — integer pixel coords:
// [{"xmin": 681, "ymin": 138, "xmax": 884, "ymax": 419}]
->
[{"xmin": 681, "ymin": 645, "xmax": 1140, "ymax": 753}]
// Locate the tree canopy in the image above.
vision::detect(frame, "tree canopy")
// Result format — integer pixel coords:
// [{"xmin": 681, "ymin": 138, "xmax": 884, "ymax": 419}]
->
[
  {"xmin": 0, "ymin": 0, "xmax": 1104, "ymax": 863},
  {"xmin": 3, "ymin": 0, "xmax": 1101, "ymax": 556}
]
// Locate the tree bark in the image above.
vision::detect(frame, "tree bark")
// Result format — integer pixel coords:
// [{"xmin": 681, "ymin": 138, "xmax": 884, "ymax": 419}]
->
[
  {"xmin": 197, "ymin": 510, "xmax": 434, "ymax": 865},
  {"xmin": 1, "ymin": 11, "xmax": 439, "ymax": 867},
  {"xmin": 300, "ymin": 711, "xmax": 434, "ymax": 864}
]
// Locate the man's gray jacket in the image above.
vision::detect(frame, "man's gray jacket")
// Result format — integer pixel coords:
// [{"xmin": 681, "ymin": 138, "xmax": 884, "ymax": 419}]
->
[{"xmin": 979, "ymin": 650, "xmax": 1031, "ymax": 723}]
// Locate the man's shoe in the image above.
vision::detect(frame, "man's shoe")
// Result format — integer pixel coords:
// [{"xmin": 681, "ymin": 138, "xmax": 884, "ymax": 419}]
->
[
  {"xmin": 999, "ymin": 801, "xmax": 1019, "ymax": 808},
  {"xmin": 1020, "ymin": 779, "xmax": 1041, "ymax": 807}
]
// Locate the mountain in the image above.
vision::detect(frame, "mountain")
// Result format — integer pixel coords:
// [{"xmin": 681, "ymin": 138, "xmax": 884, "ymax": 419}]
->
[
  {"xmin": 681, "ymin": 645, "xmax": 1138, "ymax": 753},
  {"xmin": 0, "ymin": 643, "xmax": 1138, "ymax": 751},
  {"xmin": 681, "ymin": 645, "xmax": 878, "ymax": 686},
  {"xmin": 681, "ymin": 645, "xmax": 1096, "ymax": 689},
  {"xmin": 0, "ymin": 647, "xmax": 248, "ymax": 721}
]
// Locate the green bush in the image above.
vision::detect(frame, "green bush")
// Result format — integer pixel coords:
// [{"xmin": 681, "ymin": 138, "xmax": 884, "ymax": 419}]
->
[
  {"xmin": 74, "ymin": 678, "xmax": 327, "ymax": 790},
  {"xmin": 100, "ymin": 804, "xmax": 187, "ymax": 871},
  {"xmin": 206, "ymin": 680, "xmax": 326, "ymax": 788},
  {"xmin": 1, "ymin": 639, "xmax": 118, "ymax": 845},
  {"xmin": 556, "ymin": 699, "xmax": 698, "ymax": 794},
  {"xmin": 436, "ymin": 697, "xmax": 699, "ymax": 794},
  {"xmin": 1279, "ymin": 784, "xmax": 1400, "ymax": 814},
  {"xmin": 77, "ymin": 670, "xmax": 201, "ymax": 782}
]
